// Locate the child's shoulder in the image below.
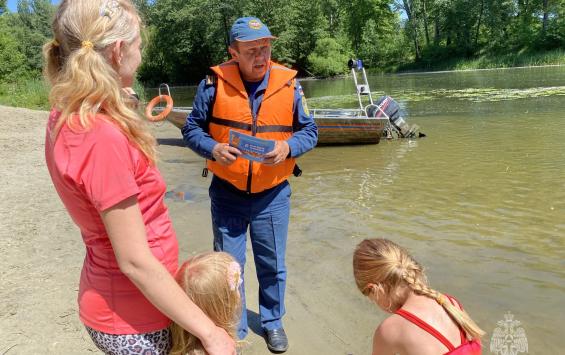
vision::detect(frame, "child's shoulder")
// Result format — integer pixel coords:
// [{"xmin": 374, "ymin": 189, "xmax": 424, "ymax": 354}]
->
[
  {"xmin": 378, "ymin": 314, "xmax": 409, "ymax": 338},
  {"xmin": 373, "ymin": 314, "xmax": 407, "ymax": 350}
]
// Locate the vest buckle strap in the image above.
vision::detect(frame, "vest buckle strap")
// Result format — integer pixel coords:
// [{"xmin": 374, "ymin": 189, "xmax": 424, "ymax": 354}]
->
[
  {"xmin": 256, "ymin": 125, "xmax": 293, "ymax": 133},
  {"xmin": 206, "ymin": 75, "xmax": 217, "ymax": 86},
  {"xmin": 210, "ymin": 117, "xmax": 252, "ymax": 131},
  {"xmin": 211, "ymin": 117, "xmax": 293, "ymax": 133}
]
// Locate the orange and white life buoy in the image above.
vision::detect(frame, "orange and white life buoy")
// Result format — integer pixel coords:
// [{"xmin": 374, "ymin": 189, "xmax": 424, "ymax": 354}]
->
[{"xmin": 145, "ymin": 94, "xmax": 173, "ymax": 122}]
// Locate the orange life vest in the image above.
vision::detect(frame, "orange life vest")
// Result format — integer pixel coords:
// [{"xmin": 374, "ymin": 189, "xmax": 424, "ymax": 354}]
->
[{"xmin": 207, "ymin": 60, "xmax": 297, "ymax": 193}]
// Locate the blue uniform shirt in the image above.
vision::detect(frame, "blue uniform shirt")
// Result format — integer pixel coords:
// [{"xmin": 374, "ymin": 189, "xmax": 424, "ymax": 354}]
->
[{"xmin": 182, "ymin": 67, "xmax": 318, "ymax": 161}]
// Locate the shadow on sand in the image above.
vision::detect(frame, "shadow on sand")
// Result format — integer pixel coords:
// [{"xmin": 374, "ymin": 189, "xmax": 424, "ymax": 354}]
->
[
  {"xmin": 157, "ymin": 138, "xmax": 186, "ymax": 147},
  {"xmin": 246, "ymin": 309, "xmax": 264, "ymax": 337}
]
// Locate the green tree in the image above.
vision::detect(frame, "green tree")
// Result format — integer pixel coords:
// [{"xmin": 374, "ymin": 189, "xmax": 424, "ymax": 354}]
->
[
  {"xmin": 133, "ymin": 0, "xmax": 565, "ymax": 84},
  {"xmin": 0, "ymin": 17, "xmax": 28, "ymax": 82},
  {"xmin": 139, "ymin": 0, "xmax": 242, "ymax": 84},
  {"xmin": 271, "ymin": 0, "xmax": 328, "ymax": 72},
  {"xmin": 242, "ymin": 0, "xmax": 283, "ymax": 33},
  {"xmin": 10, "ymin": 0, "xmax": 55, "ymax": 75},
  {"xmin": 320, "ymin": 0, "xmax": 344, "ymax": 37},
  {"xmin": 307, "ymin": 37, "xmax": 350, "ymax": 77},
  {"xmin": 344, "ymin": 0, "xmax": 397, "ymax": 52},
  {"xmin": 132, "ymin": 0, "xmax": 153, "ymax": 23},
  {"xmin": 481, "ymin": 0, "xmax": 515, "ymax": 52},
  {"xmin": 398, "ymin": 0, "xmax": 422, "ymax": 60},
  {"xmin": 359, "ymin": 18, "xmax": 404, "ymax": 68},
  {"xmin": 0, "ymin": 0, "xmax": 7, "ymax": 15},
  {"xmin": 542, "ymin": 0, "xmax": 565, "ymax": 48}
]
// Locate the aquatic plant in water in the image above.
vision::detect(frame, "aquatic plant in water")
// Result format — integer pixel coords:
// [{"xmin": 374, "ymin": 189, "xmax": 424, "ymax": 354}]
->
[{"xmin": 307, "ymin": 86, "xmax": 565, "ymax": 108}]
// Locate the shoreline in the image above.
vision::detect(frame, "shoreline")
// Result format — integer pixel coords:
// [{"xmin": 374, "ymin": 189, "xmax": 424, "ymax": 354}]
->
[
  {"xmin": 0, "ymin": 105, "xmax": 375, "ymax": 354},
  {"xmin": 391, "ymin": 63, "xmax": 565, "ymax": 76},
  {"xmin": 2, "ymin": 64, "xmax": 563, "ymax": 108},
  {"xmin": 295, "ymin": 63, "xmax": 565, "ymax": 81},
  {"xmin": 145, "ymin": 62, "xmax": 565, "ymax": 86}
]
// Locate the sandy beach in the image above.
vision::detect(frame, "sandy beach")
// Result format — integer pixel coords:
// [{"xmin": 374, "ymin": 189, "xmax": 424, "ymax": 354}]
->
[{"xmin": 0, "ymin": 105, "xmax": 376, "ymax": 354}]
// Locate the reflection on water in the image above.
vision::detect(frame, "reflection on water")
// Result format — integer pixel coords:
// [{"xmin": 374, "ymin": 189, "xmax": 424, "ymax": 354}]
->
[
  {"xmin": 152, "ymin": 66, "xmax": 565, "ymax": 351},
  {"xmin": 307, "ymin": 85, "xmax": 565, "ymax": 108}
]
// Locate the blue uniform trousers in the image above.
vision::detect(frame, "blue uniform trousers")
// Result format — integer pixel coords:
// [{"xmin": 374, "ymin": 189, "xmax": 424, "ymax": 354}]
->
[{"xmin": 209, "ymin": 176, "xmax": 290, "ymax": 339}]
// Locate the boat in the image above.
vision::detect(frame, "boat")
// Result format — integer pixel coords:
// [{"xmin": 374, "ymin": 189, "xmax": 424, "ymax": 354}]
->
[
  {"xmin": 160, "ymin": 106, "xmax": 389, "ymax": 145},
  {"xmin": 151, "ymin": 59, "xmax": 422, "ymax": 145}
]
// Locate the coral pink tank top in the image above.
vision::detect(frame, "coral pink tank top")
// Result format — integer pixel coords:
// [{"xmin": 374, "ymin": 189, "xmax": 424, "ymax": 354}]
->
[{"xmin": 395, "ymin": 296, "xmax": 482, "ymax": 355}]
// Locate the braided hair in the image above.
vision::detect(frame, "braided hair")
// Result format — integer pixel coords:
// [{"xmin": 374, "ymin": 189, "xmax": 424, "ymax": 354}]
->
[{"xmin": 353, "ymin": 238, "xmax": 484, "ymax": 340}]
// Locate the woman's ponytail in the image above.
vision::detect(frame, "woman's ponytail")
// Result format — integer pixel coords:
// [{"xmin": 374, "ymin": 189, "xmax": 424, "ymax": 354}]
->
[
  {"xmin": 43, "ymin": 39, "xmax": 63, "ymax": 85},
  {"xmin": 44, "ymin": 0, "xmax": 157, "ymax": 163}
]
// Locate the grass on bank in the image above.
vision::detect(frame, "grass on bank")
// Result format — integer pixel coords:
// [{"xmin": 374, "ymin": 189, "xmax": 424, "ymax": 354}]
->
[
  {"xmin": 0, "ymin": 79, "xmax": 50, "ymax": 111},
  {"xmin": 389, "ymin": 48, "xmax": 565, "ymax": 73},
  {"xmin": 0, "ymin": 79, "xmax": 147, "ymax": 111}
]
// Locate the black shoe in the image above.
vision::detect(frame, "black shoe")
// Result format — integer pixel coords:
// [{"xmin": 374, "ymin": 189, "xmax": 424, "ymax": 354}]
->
[{"xmin": 265, "ymin": 328, "xmax": 289, "ymax": 353}]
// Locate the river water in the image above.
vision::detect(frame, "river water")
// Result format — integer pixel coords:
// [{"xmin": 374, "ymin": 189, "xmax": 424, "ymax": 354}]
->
[{"xmin": 151, "ymin": 66, "xmax": 565, "ymax": 353}]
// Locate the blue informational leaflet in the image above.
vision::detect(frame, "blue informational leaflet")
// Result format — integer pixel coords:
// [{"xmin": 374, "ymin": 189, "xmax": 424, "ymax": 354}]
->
[{"xmin": 229, "ymin": 130, "xmax": 275, "ymax": 162}]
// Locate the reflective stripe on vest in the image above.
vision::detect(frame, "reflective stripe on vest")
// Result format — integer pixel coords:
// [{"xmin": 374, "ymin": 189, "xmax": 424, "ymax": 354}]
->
[{"xmin": 208, "ymin": 60, "xmax": 297, "ymax": 193}]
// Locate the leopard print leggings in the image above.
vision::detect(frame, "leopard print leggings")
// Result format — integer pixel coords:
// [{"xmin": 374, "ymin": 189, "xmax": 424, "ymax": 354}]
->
[{"xmin": 85, "ymin": 326, "xmax": 171, "ymax": 355}]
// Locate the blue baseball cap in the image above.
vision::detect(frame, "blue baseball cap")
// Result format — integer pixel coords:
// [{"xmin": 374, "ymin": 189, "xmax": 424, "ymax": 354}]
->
[{"xmin": 229, "ymin": 17, "xmax": 276, "ymax": 44}]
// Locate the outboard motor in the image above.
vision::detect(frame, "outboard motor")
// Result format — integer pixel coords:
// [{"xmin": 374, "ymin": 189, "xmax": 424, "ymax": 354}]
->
[
  {"xmin": 366, "ymin": 96, "xmax": 426, "ymax": 138},
  {"xmin": 348, "ymin": 58, "xmax": 364, "ymax": 71},
  {"xmin": 349, "ymin": 58, "xmax": 425, "ymax": 139}
]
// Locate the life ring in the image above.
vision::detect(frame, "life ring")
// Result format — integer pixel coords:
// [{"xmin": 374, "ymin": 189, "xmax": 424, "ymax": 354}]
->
[{"xmin": 145, "ymin": 94, "xmax": 173, "ymax": 122}]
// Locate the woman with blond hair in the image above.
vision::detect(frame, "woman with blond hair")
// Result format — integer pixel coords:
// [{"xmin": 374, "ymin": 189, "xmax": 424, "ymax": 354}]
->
[
  {"xmin": 353, "ymin": 239, "xmax": 483, "ymax": 355},
  {"xmin": 171, "ymin": 252, "xmax": 242, "ymax": 355},
  {"xmin": 43, "ymin": 1, "xmax": 235, "ymax": 354}
]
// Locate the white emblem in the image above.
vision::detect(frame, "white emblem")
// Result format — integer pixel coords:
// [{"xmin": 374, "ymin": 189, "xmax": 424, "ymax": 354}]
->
[{"xmin": 490, "ymin": 312, "xmax": 528, "ymax": 355}]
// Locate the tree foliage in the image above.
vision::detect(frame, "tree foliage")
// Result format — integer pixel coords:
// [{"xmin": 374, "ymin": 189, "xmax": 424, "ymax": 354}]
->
[
  {"xmin": 1, "ymin": 0, "xmax": 564, "ymax": 86},
  {"xmin": 8, "ymin": 0, "xmax": 55, "ymax": 76},
  {"xmin": 139, "ymin": 0, "xmax": 565, "ymax": 82},
  {"xmin": 0, "ymin": 0, "xmax": 7, "ymax": 15},
  {"xmin": 308, "ymin": 37, "xmax": 351, "ymax": 77},
  {"xmin": 0, "ymin": 17, "xmax": 28, "ymax": 82},
  {"xmin": 137, "ymin": 0, "xmax": 243, "ymax": 85}
]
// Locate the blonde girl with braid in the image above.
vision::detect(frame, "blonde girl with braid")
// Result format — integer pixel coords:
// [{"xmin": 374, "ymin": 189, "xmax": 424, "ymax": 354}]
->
[
  {"xmin": 43, "ymin": 1, "xmax": 235, "ymax": 354},
  {"xmin": 353, "ymin": 239, "xmax": 483, "ymax": 355},
  {"xmin": 171, "ymin": 252, "xmax": 243, "ymax": 355}
]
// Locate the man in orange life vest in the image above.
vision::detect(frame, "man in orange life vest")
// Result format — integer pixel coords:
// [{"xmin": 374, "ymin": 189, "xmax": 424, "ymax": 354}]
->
[{"xmin": 182, "ymin": 17, "xmax": 317, "ymax": 353}]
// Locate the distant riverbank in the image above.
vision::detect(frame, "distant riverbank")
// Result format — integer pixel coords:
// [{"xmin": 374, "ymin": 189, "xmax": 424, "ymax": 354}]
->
[
  {"xmin": 0, "ymin": 79, "xmax": 147, "ymax": 111},
  {"xmin": 2, "ymin": 49, "xmax": 564, "ymax": 111},
  {"xmin": 379, "ymin": 49, "xmax": 565, "ymax": 74}
]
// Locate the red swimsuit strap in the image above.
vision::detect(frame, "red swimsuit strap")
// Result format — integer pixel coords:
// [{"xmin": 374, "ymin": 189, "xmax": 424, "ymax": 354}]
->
[{"xmin": 395, "ymin": 309, "xmax": 456, "ymax": 351}]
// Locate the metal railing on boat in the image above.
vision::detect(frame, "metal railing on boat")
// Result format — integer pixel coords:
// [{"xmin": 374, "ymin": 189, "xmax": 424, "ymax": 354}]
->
[{"xmin": 310, "ymin": 108, "xmax": 368, "ymax": 119}]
